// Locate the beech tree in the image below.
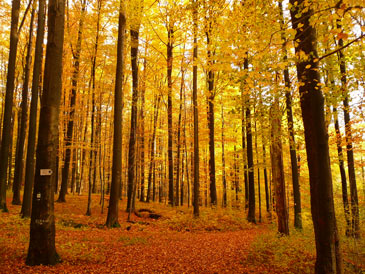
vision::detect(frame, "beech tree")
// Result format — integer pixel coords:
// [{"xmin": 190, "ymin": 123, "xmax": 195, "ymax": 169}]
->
[
  {"xmin": 21, "ymin": 0, "xmax": 46, "ymax": 218},
  {"xmin": 0, "ymin": 0, "xmax": 21, "ymax": 212},
  {"xmin": 105, "ymin": 0, "xmax": 125, "ymax": 228},
  {"xmin": 289, "ymin": 0, "xmax": 342, "ymax": 272},
  {"xmin": 26, "ymin": 0, "xmax": 65, "ymax": 265}
]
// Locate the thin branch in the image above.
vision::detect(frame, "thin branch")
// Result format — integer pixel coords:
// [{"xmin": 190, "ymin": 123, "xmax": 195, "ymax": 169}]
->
[
  {"xmin": 18, "ymin": 0, "xmax": 33, "ymax": 34},
  {"xmin": 318, "ymin": 33, "xmax": 364, "ymax": 61}
]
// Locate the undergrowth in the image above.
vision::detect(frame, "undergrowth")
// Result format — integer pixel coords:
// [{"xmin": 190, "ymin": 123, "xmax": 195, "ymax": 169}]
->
[{"xmin": 160, "ymin": 207, "xmax": 251, "ymax": 232}]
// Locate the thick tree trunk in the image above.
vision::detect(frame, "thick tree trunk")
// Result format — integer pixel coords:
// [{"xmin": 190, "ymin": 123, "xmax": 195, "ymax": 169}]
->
[
  {"xmin": 21, "ymin": 0, "xmax": 46, "ymax": 218},
  {"xmin": 12, "ymin": 5, "xmax": 36, "ymax": 205},
  {"xmin": 26, "ymin": 0, "xmax": 65, "ymax": 265},
  {"xmin": 0, "ymin": 0, "xmax": 21, "ymax": 212},
  {"xmin": 289, "ymin": 1, "xmax": 342, "ymax": 272},
  {"xmin": 105, "ymin": 0, "xmax": 125, "ymax": 227}
]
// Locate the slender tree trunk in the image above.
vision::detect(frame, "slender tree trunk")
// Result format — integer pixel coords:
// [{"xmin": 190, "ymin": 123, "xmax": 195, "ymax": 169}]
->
[
  {"xmin": 147, "ymin": 95, "xmax": 160, "ymax": 202},
  {"xmin": 205, "ymin": 29, "xmax": 217, "ymax": 206},
  {"xmin": 254, "ymin": 104, "xmax": 261, "ymax": 222},
  {"xmin": 126, "ymin": 14, "xmax": 141, "ymax": 212},
  {"xmin": 241, "ymin": 87, "xmax": 248, "ymax": 210},
  {"xmin": 167, "ymin": 25, "xmax": 174, "ymax": 206},
  {"xmin": 21, "ymin": 0, "xmax": 46, "ymax": 218},
  {"xmin": 244, "ymin": 58, "xmax": 255, "ymax": 223},
  {"xmin": 58, "ymin": 0, "xmax": 86, "ymax": 202},
  {"xmin": 278, "ymin": 0, "xmax": 302, "ymax": 230},
  {"xmin": 221, "ymin": 97, "xmax": 227, "ymax": 207},
  {"xmin": 105, "ymin": 0, "xmax": 125, "ymax": 227},
  {"xmin": 192, "ymin": 0, "xmax": 199, "ymax": 217},
  {"xmin": 26, "ymin": 0, "xmax": 65, "ymax": 265},
  {"xmin": 12, "ymin": 4, "xmax": 36, "ymax": 205},
  {"xmin": 175, "ymin": 57, "xmax": 185, "ymax": 206},
  {"xmin": 337, "ymin": 27, "xmax": 360, "ymax": 238},
  {"xmin": 270, "ymin": 98, "xmax": 289, "ymax": 235},
  {"xmin": 139, "ymin": 54, "xmax": 147, "ymax": 202},
  {"xmin": 333, "ymin": 106, "xmax": 351, "ymax": 235},
  {"xmin": 0, "ymin": 0, "xmax": 21, "ymax": 212},
  {"xmin": 289, "ymin": 1, "xmax": 342, "ymax": 272}
]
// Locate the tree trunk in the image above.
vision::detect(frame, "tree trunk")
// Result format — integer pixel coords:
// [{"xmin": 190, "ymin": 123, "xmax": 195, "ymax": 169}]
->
[
  {"xmin": 21, "ymin": 0, "xmax": 46, "ymax": 218},
  {"xmin": 244, "ymin": 58, "xmax": 255, "ymax": 223},
  {"xmin": 337, "ymin": 27, "xmax": 360, "ymax": 238},
  {"xmin": 278, "ymin": 0, "xmax": 302, "ymax": 230},
  {"xmin": 105, "ymin": 0, "xmax": 125, "ymax": 227},
  {"xmin": 58, "ymin": 0, "xmax": 86, "ymax": 203},
  {"xmin": 0, "ymin": 0, "xmax": 21, "ymax": 212},
  {"xmin": 192, "ymin": 0, "xmax": 199, "ymax": 217},
  {"xmin": 333, "ymin": 106, "xmax": 351, "ymax": 236},
  {"xmin": 167, "ymin": 25, "xmax": 174, "ymax": 206},
  {"xmin": 270, "ymin": 98, "xmax": 289, "ymax": 235},
  {"xmin": 241, "ymin": 87, "xmax": 248, "ymax": 210},
  {"xmin": 12, "ymin": 4, "xmax": 36, "ymax": 205},
  {"xmin": 126, "ymin": 17, "xmax": 141, "ymax": 213},
  {"xmin": 147, "ymin": 95, "xmax": 160, "ymax": 202},
  {"xmin": 26, "ymin": 0, "xmax": 65, "ymax": 265},
  {"xmin": 206, "ymin": 29, "xmax": 217, "ymax": 206},
  {"xmin": 139, "ymin": 54, "xmax": 147, "ymax": 202},
  {"xmin": 221, "ymin": 96, "xmax": 227, "ymax": 207},
  {"xmin": 289, "ymin": 1, "xmax": 342, "ymax": 272},
  {"xmin": 175, "ymin": 67, "xmax": 184, "ymax": 206}
]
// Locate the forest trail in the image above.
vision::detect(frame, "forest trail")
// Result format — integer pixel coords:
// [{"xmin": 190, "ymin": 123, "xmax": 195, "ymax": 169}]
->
[{"xmin": 0, "ymin": 195, "xmax": 275, "ymax": 274}]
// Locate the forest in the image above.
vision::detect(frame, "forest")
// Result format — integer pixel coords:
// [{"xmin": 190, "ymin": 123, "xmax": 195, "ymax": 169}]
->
[{"xmin": 0, "ymin": 0, "xmax": 364, "ymax": 273}]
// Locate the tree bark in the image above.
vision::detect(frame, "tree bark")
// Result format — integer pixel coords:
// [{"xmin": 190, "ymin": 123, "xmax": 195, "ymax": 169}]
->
[
  {"xmin": 221, "ymin": 96, "xmax": 227, "ymax": 207},
  {"xmin": 289, "ymin": 1, "xmax": 342, "ymax": 272},
  {"xmin": 167, "ymin": 24, "xmax": 174, "ymax": 206},
  {"xmin": 105, "ymin": 0, "xmax": 125, "ymax": 227},
  {"xmin": 337, "ymin": 27, "xmax": 360, "ymax": 238},
  {"xmin": 205, "ymin": 26, "xmax": 217, "ymax": 206},
  {"xmin": 12, "ymin": 4, "xmax": 36, "ymax": 205},
  {"xmin": 278, "ymin": 0, "xmax": 302, "ymax": 230},
  {"xmin": 270, "ymin": 98, "xmax": 289, "ymax": 235},
  {"xmin": 147, "ymin": 95, "xmax": 160, "ymax": 202},
  {"xmin": 26, "ymin": 0, "xmax": 65, "ymax": 265},
  {"xmin": 127, "ymin": 12, "xmax": 141, "ymax": 213},
  {"xmin": 58, "ymin": 0, "xmax": 86, "ymax": 203},
  {"xmin": 192, "ymin": 0, "xmax": 199, "ymax": 217},
  {"xmin": 21, "ymin": 0, "xmax": 46, "ymax": 218},
  {"xmin": 333, "ymin": 106, "xmax": 351, "ymax": 236},
  {"xmin": 0, "ymin": 0, "xmax": 21, "ymax": 212},
  {"xmin": 244, "ymin": 58, "xmax": 255, "ymax": 223},
  {"xmin": 175, "ymin": 64, "xmax": 184, "ymax": 206}
]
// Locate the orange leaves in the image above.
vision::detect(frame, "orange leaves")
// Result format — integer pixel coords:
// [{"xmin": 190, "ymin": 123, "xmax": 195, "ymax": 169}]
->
[{"xmin": 0, "ymin": 195, "xmax": 274, "ymax": 273}]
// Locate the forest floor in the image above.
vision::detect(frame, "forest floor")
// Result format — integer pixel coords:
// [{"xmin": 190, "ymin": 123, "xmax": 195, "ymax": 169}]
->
[{"xmin": 0, "ymin": 194, "xmax": 364, "ymax": 274}]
